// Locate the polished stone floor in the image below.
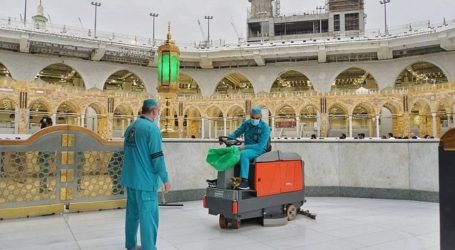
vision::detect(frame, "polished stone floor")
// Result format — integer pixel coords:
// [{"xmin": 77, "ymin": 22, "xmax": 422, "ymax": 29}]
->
[{"xmin": 0, "ymin": 197, "xmax": 439, "ymax": 250}]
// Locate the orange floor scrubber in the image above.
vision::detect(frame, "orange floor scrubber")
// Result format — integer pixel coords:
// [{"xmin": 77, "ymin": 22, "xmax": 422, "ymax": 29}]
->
[{"xmin": 204, "ymin": 136, "xmax": 306, "ymax": 229}]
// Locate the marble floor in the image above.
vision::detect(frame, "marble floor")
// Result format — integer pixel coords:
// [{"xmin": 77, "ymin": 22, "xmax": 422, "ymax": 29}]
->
[{"xmin": 0, "ymin": 197, "xmax": 439, "ymax": 250}]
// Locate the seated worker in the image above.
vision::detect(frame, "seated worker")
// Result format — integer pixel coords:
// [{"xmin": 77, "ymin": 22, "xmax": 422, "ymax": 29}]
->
[{"xmin": 228, "ymin": 107, "xmax": 270, "ymax": 190}]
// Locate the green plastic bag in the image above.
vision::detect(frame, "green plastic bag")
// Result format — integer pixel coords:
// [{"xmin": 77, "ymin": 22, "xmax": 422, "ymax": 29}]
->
[{"xmin": 206, "ymin": 146, "xmax": 240, "ymax": 171}]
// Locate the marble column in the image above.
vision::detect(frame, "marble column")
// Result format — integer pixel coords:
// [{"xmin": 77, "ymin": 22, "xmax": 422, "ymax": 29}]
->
[
  {"xmin": 106, "ymin": 113, "xmax": 114, "ymax": 139},
  {"xmin": 376, "ymin": 114, "xmax": 380, "ymax": 138},
  {"xmin": 14, "ymin": 108, "xmax": 20, "ymax": 134},
  {"xmin": 348, "ymin": 115, "xmax": 353, "ymax": 138},
  {"xmin": 316, "ymin": 112, "xmax": 321, "ymax": 138},
  {"xmin": 320, "ymin": 113, "xmax": 329, "ymax": 137},
  {"xmin": 449, "ymin": 114, "xmax": 454, "ymax": 128},
  {"xmin": 18, "ymin": 109, "xmax": 29, "ymax": 134},
  {"xmin": 295, "ymin": 116, "xmax": 300, "ymax": 137},
  {"xmin": 201, "ymin": 117, "xmax": 205, "ymax": 139},
  {"xmin": 223, "ymin": 116, "xmax": 227, "ymax": 136},
  {"xmin": 367, "ymin": 117, "xmax": 373, "ymax": 137},
  {"xmin": 208, "ymin": 120, "xmax": 212, "ymax": 139},
  {"xmin": 271, "ymin": 116, "xmax": 276, "ymax": 138},
  {"xmin": 52, "ymin": 113, "xmax": 57, "ymax": 125},
  {"xmin": 401, "ymin": 113, "xmax": 411, "ymax": 137},
  {"xmin": 178, "ymin": 116, "xmax": 184, "ymax": 138},
  {"xmin": 80, "ymin": 114, "xmax": 85, "ymax": 127},
  {"xmin": 432, "ymin": 112, "xmax": 437, "ymax": 138}
]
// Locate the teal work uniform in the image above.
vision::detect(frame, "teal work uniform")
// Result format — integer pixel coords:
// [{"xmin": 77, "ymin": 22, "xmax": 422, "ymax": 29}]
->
[
  {"xmin": 121, "ymin": 115, "xmax": 169, "ymax": 250},
  {"xmin": 228, "ymin": 119, "xmax": 270, "ymax": 179}
]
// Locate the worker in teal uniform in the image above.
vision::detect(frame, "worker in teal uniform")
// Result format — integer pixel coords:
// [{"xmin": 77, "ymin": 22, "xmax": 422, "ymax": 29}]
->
[
  {"xmin": 228, "ymin": 107, "xmax": 270, "ymax": 190},
  {"xmin": 121, "ymin": 98, "xmax": 171, "ymax": 250}
]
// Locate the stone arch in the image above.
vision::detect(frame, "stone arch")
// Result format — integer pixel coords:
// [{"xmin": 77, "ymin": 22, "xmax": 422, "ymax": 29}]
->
[
  {"xmin": 328, "ymin": 103, "xmax": 349, "ymax": 137},
  {"xmin": 84, "ymin": 102, "xmax": 107, "ymax": 134},
  {"xmin": 225, "ymin": 104, "xmax": 245, "ymax": 117},
  {"xmin": 409, "ymin": 99, "xmax": 432, "ymax": 137},
  {"xmin": 35, "ymin": 63, "xmax": 86, "ymax": 89},
  {"xmin": 435, "ymin": 101, "xmax": 451, "ymax": 137},
  {"xmin": 226, "ymin": 105, "xmax": 246, "ymax": 134},
  {"xmin": 431, "ymin": 97, "xmax": 450, "ymax": 113},
  {"xmin": 27, "ymin": 99, "xmax": 52, "ymax": 133},
  {"xmin": 379, "ymin": 100, "xmax": 402, "ymax": 115},
  {"xmin": 113, "ymin": 104, "xmax": 135, "ymax": 138},
  {"xmin": 205, "ymin": 105, "xmax": 224, "ymax": 139},
  {"xmin": 178, "ymin": 73, "xmax": 202, "ymax": 96},
  {"xmin": 183, "ymin": 105, "xmax": 202, "ymax": 138},
  {"xmin": 351, "ymin": 103, "xmax": 376, "ymax": 137},
  {"xmin": 0, "ymin": 98, "xmax": 17, "ymax": 134},
  {"xmin": 394, "ymin": 61, "xmax": 449, "ymax": 87},
  {"xmin": 275, "ymin": 104, "xmax": 297, "ymax": 117},
  {"xmin": 379, "ymin": 101, "xmax": 403, "ymax": 138},
  {"xmin": 0, "ymin": 62, "xmax": 11, "ymax": 78},
  {"xmin": 328, "ymin": 103, "xmax": 349, "ymax": 115},
  {"xmin": 183, "ymin": 105, "xmax": 203, "ymax": 117},
  {"xmin": 204, "ymin": 105, "xmax": 224, "ymax": 118},
  {"xmin": 271, "ymin": 70, "xmax": 314, "ymax": 93},
  {"xmin": 103, "ymin": 70, "xmax": 146, "ymax": 92},
  {"xmin": 213, "ymin": 72, "xmax": 255, "ymax": 95},
  {"xmin": 29, "ymin": 98, "xmax": 52, "ymax": 114},
  {"xmin": 350, "ymin": 102, "xmax": 375, "ymax": 115},
  {"xmin": 275, "ymin": 105, "xmax": 297, "ymax": 138},
  {"xmin": 55, "ymin": 101, "xmax": 80, "ymax": 125},
  {"xmin": 299, "ymin": 104, "xmax": 319, "ymax": 137},
  {"xmin": 410, "ymin": 98, "xmax": 432, "ymax": 112},
  {"xmin": 330, "ymin": 67, "xmax": 379, "ymax": 91}
]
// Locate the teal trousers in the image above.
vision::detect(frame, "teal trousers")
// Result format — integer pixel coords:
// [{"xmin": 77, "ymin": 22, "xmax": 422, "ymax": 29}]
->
[
  {"xmin": 125, "ymin": 187, "xmax": 159, "ymax": 250},
  {"xmin": 240, "ymin": 149, "xmax": 262, "ymax": 179}
]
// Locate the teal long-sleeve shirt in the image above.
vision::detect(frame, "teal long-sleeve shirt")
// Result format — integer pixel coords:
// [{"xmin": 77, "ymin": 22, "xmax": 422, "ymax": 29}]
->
[
  {"xmin": 121, "ymin": 115, "xmax": 169, "ymax": 192},
  {"xmin": 228, "ymin": 119, "xmax": 270, "ymax": 153}
]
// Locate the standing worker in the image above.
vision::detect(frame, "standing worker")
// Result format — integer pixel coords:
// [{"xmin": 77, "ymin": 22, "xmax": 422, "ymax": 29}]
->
[
  {"xmin": 228, "ymin": 107, "xmax": 270, "ymax": 190},
  {"xmin": 121, "ymin": 99, "xmax": 171, "ymax": 250}
]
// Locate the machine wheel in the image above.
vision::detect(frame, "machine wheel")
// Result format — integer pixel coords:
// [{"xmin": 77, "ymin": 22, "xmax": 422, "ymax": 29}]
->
[
  {"xmin": 219, "ymin": 214, "xmax": 228, "ymax": 229},
  {"xmin": 286, "ymin": 204, "xmax": 298, "ymax": 221},
  {"xmin": 230, "ymin": 218, "xmax": 241, "ymax": 229}
]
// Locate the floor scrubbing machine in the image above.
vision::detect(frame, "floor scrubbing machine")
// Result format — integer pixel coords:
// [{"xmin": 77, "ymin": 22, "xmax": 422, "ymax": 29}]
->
[{"xmin": 203, "ymin": 136, "xmax": 306, "ymax": 229}]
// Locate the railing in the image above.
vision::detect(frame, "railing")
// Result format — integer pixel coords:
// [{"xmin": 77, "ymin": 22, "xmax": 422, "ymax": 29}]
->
[
  {"xmin": 1, "ymin": 16, "xmax": 454, "ymax": 51},
  {"xmin": 0, "ymin": 125, "xmax": 125, "ymax": 219},
  {"xmin": 175, "ymin": 82, "xmax": 455, "ymax": 101}
]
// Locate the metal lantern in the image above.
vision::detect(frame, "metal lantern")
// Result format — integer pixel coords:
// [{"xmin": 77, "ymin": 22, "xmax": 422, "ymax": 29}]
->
[
  {"xmin": 157, "ymin": 24, "xmax": 180, "ymax": 97},
  {"xmin": 157, "ymin": 23, "xmax": 180, "ymax": 137}
]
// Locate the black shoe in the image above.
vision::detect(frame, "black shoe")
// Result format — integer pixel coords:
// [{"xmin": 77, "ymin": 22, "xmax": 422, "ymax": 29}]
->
[
  {"xmin": 206, "ymin": 179, "xmax": 217, "ymax": 188},
  {"xmin": 238, "ymin": 179, "xmax": 250, "ymax": 190},
  {"xmin": 206, "ymin": 179, "xmax": 217, "ymax": 183}
]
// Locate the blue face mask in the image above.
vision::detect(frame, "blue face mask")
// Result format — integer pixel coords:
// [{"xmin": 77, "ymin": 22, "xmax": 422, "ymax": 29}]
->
[{"xmin": 251, "ymin": 119, "xmax": 260, "ymax": 126}]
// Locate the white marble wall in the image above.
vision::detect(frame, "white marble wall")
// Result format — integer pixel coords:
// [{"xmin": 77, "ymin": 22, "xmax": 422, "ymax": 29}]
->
[{"xmin": 162, "ymin": 139, "xmax": 439, "ymax": 192}]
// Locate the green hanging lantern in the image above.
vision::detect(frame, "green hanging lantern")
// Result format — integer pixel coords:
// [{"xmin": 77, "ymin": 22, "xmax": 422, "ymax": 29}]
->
[{"xmin": 157, "ymin": 23, "xmax": 180, "ymax": 97}]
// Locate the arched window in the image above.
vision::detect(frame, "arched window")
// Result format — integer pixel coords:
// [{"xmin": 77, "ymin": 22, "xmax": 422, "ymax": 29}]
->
[
  {"xmin": 36, "ymin": 64, "xmax": 85, "ymax": 89},
  {"xmin": 331, "ymin": 67, "xmax": 378, "ymax": 91},
  {"xmin": 395, "ymin": 62, "xmax": 448, "ymax": 87},
  {"xmin": 104, "ymin": 70, "xmax": 145, "ymax": 92},
  {"xmin": 271, "ymin": 70, "xmax": 313, "ymax": 93},
  {"xmin": 214, "ymin": 73, "xmax": 254, "ymax": 95}
]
